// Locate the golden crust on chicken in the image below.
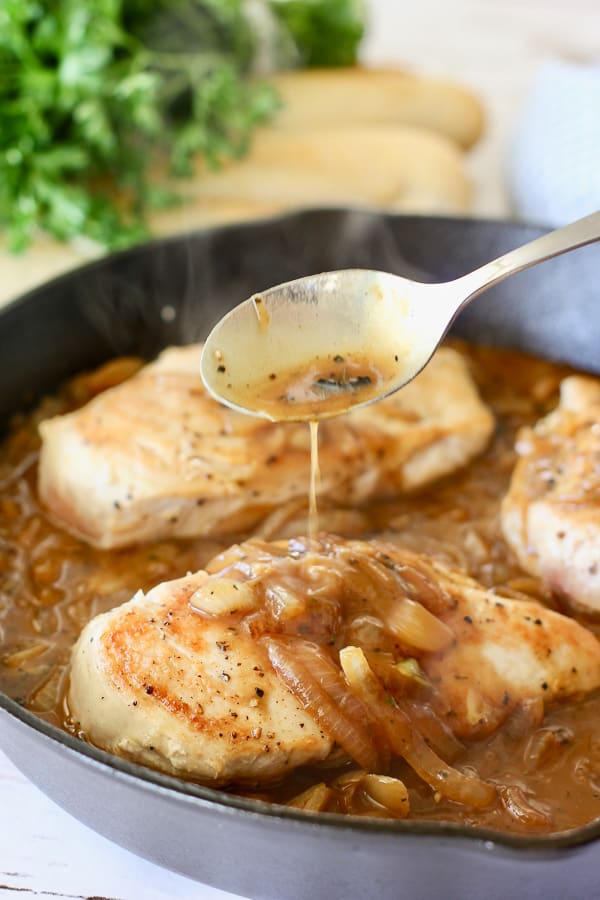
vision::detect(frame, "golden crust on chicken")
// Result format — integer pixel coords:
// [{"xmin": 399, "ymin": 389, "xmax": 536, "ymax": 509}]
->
[
  {"xmin": 68, "ymin": 536, "xmax": 600, "ymax": 790},
  {"xmin": 39, "ymin": 345, "xmax": 494, "ymax": 549}
]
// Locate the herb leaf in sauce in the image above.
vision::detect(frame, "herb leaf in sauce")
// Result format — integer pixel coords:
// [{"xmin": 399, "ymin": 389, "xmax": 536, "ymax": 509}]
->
[{"xmin": 315, "ymin": 374, "xmax": 373, "ymax": 394}]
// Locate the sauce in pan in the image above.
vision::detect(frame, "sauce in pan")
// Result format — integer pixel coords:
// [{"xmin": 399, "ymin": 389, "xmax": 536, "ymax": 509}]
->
[{"xmin": 1, "ymin": 342, "xmax": 599, "ymax": 835}]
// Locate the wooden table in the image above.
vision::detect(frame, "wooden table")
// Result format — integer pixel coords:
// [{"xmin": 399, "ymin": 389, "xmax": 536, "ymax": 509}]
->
[{"xmin": 1, "ymin": 2, "xmax": 599, "ymax": 897}]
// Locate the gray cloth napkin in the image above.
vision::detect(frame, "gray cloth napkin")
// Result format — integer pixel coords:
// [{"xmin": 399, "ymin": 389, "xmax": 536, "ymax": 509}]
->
[{"xmin": 508, "ymin": 61, "xmax": 600, "ymax": 226}]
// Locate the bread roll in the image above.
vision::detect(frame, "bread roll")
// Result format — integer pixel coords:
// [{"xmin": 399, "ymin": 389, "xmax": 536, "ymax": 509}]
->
[
  {"xmin": 182, "ymin": 124, "xmax": 471, "ymax": 215},
  {"xmin": 270, "ymin": 67, "xmax": 485, "ymax": 150}
]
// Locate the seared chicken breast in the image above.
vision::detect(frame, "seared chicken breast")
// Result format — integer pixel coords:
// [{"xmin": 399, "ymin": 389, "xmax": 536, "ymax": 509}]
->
[
  {"xmin": 502, "ymin": 375, "xmax": 600, "ymax": 615},
  {"xmin": 68, "ymin": 536, "xmax": 600, "ymax": 783},
  {"xmin": 39, "ymin": 345, "xmax": 493, "ymax": 549},
  {"xmin": 421, "ymin": 562, "xmax": 600, "ymax": 738},
  {"xmin": 69, "ymin": 570, "xmax": 333, "ymax": 783}
]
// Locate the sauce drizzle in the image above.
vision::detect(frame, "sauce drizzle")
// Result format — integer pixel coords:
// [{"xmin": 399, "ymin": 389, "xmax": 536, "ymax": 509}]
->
[{"xmin": 308, "ymin": 420, "xmax": 320, "ymax": 539}]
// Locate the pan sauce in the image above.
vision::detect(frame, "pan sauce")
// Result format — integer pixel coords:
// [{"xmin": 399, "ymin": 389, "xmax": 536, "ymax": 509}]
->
[
  {"xmin": 1, "ymin": 342, "xmax": 599, "ymax": 835},
  {"xmin": 209, "ymin": 351, "xmax": 396, "ymax": 420}
]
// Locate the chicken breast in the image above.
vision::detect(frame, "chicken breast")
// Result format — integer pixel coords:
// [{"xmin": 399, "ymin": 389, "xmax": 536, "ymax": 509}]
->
[
  {"xmin": 39, "ymin": 345, "xmax": 493, "ymax": 548},
  {"xmin": 68, "ymin": 536, "xmax": 600, "ymax": 781},
  {"xmin": 501, "ymin": 375, "xmax": 600, "ymax": 615},
  {"xmin": 68, "ymin": 570, "xmax": 333, "ymax": 783},
  {"xmin": 421, "ymin": 561, "xmax": 600, "ymax": 738}
]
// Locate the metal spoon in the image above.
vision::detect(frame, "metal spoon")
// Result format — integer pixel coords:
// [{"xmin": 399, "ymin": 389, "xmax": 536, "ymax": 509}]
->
[{"xmin": 201, "ymin": 210, "xmax": 600, "ymax": 422}]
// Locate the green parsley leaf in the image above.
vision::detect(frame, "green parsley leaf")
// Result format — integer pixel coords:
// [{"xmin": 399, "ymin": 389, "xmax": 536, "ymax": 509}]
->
[{"xmin": 0, "ymin": 0, "xmax": 365, "ymax": 252}]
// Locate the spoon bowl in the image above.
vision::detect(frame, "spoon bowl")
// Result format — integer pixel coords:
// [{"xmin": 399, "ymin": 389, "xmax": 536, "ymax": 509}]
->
[{"xmin": 201, "ymin": 211, "xmax": 600, "ymax": 421}]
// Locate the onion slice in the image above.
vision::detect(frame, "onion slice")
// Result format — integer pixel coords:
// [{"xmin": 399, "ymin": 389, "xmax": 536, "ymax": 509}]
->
[
  {"xmin": 288, "ymin": 782, "xmax": 333, "ymax": 812},
  {"xmin": 339, "ymin": 646, "xmax": 496, "ymax": 809},
  {"xmin": 400, "ymin": 698, "xmax": 464, "ymax": 762},
  {"xmin": 345, "ymin": 554, "xmax": 454, "ymax": 653},
  {"xmin": 360, "ymin": 773, "xmax": 410, "ymax": 817},
  {"xmin": 263, "ymin": 637, "xmax": 379, "ymax": 771}
]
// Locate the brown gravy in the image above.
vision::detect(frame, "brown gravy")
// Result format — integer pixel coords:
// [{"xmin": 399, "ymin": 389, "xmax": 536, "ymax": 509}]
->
[
  {"xmin": 212, "ymin": 352, "xmax": 395, "ymax": 420},
  {"xmin": 1, "ymin": 342, "xmax": 600, "ymax": 835}
]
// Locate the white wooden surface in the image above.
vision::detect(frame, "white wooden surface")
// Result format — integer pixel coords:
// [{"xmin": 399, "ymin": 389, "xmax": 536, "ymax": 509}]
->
[
  {"xmin": 1, "ymin": 2, "xmax": 599, "ymax": 898},
  {"xmin": 0, "ymin": 753, "xmax": 229, "ymax": 900}
]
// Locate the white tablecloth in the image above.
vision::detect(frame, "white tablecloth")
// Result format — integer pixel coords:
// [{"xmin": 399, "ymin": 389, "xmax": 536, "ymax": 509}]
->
[{"xmin": 2, "ymin": 1, "xmax": 599, "ymax": 897}]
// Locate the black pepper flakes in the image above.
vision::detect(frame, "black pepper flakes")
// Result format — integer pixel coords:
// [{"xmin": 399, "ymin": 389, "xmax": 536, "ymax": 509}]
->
[{"xmin": 255, "ymin": 687, "xmax": 264, "ymax": 698}]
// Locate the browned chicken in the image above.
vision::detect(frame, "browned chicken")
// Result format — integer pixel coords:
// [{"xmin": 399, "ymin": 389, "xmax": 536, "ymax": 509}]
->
[
  {"xmin": 68, "ymin": 536, "xmax": 600, "ymax": 786},
  {"xmin": 502, "ymin": 375, "xmax": 600, "ymax": 615},
  {"xmin": 39, "ymin": 345, "xmax": 494, "ymax": 549},
  {"xmin": 68, "ymin": 569, "xmax": 333, "ymax": 783}
]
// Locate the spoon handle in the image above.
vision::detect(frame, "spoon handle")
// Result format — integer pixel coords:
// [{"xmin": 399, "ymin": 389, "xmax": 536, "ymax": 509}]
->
[{"xmin": 453, "ymin": 210, "xmax": 600, "ymax": 304}]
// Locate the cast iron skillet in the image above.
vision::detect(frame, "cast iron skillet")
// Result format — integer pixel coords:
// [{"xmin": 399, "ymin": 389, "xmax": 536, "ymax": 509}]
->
[{"xmin": 1, "ymin": 210, "xmax": 600, "ymax": 900}]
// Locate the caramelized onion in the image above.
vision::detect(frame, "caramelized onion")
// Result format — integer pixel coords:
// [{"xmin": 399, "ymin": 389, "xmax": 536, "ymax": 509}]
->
[
  {"xmin": 189, "ymin": 578, "xmax": 257, "ymax": 617},
  {"xmin": 360, "ymin": 773, "xmax": 410, "ymax": 817},
  {"xmin": 263, "ymin": 637, "xmax": 379, "ymax": 771},
  {"xmin": 290, "ymin": 640, "xmax": 387, "ymax": 753},
  {"xmin": 393, "ymin": 561, "xmax": 450, "ymax": 617},
  {"xmin": 499, "ymin": 785, "xmax": 553, "ymax": 829},
  {"xmin": 2, "ymin": 641, "xmax": 49, "ymax": 668},
  {"xmin": 264, "ymin": 582, "xmax": 306, "ymax": 621},
  {"xmin": 346, "ymin": 554, "xmax": 454, "ymax": 652},
  {"xmin": 383, "ymin": 595, "xmax": 454, "ymax": 653},
  {"xmin": 344, "ymin": 615, "xmax": 386, "ymax": 652},
  {"xmin": 340, "ymin": 646, "xmax": 496, "ymax": 808},
  {"xmin": 400, "ymin": 699, "xmax": 464, "ymax": 762},
  {"xmin": 288, "ymin": 782, "xmax": 333, "ymax": 812}
]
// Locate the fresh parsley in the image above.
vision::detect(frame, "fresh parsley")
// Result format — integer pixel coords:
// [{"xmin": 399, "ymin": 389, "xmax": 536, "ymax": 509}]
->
[{"xmin": 0, "ymin": 0, "xmax": 365, "ymax": 252}]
